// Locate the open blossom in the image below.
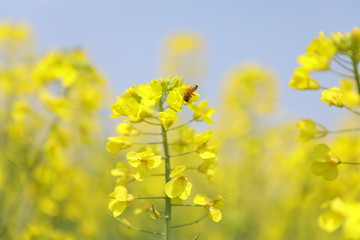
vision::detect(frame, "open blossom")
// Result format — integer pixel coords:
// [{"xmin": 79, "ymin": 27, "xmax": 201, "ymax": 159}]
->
[
  {"xmin": 165, "ymin": 166, "xmax": 192, "ymax": 200},
  {"xmin": 126, "ymin": 151, "xmax": 162, "ymax": 181},
  {"xmin": 108, "ymin": 186, "xmax": 134, "ymax": 217},
  {"xmin": 295, "ymin": 119, "xmax": 327, "ymax": 142},
  {"xmin": 310, "ymin": 144, "xmax": 340, "ymax": 181},
  {"xmin": 188, "ymin": 100, "xmax": 216, "ymax": 124},
  {"xmin": 288, "ymin": 67, "xmax": 320, "ymax": 90},
  {"xmin": 158, "ymin": 108, "xmax": 178, "ymax": 130},
  {"xmin": 194, "ymin": 130, "xmax": 220, "ymax": 159}
]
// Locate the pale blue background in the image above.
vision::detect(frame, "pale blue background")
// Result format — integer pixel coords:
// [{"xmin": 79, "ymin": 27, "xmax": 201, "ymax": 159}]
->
[{"xmin": 1, "ymin": 0, "xmax": 359, "ymax": 128}]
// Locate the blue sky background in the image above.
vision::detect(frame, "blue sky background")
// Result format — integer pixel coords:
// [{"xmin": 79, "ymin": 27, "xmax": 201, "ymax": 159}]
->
[{"xmin": 1, "ymin": 0, "xmax": 359, "ymax": 128}]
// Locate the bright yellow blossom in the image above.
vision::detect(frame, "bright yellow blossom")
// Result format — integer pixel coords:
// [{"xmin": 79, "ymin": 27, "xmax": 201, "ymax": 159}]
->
[
  {"xmin": 298, "ymin": 32, "xmax": 337, "ymax": 71},
  {"xmin": 159, "ymin": 108, "xmax": 178, "ymax": 130},
  {"xmin": 108, "ymin": 186, "xmax": 134, "ymax": 217},
  {"xmin": 126, "ymin": 151, "xmax": 162, "ymax": 181},
  {"xmin": 137, "ymin": 80, "xmax": 163, "ymax": 107},
  {"xmin": 188, "ymin": 100, "xmax": 216, "ymax": 124},
  {"xmin": 310, "ymin": 144, "xmax": 340, "ymax": 181},
  {"xmin": 288, "ymin": 67, "xmax": 320, "ymax": 90},
  {"xmin": 165, "ymin": 165, "xmax": 192, "ymax": 200},
  {"xmin": 193, "ymin": 194, "xmax": 224, "ymax": 222},
  {"xmin": 167, "ymin": 85, "xmax": 186, "ymax": 112},
  {"xmin": 321, "ymin": 87, "xmax": 344, "ymax": 107},
  {"xmin": 194, "ymin": 130, "xmax": 220, "ymax": 159},
  {"xmin": 106, "ymin": 137, "xmax": 132, "ymax": 154}
]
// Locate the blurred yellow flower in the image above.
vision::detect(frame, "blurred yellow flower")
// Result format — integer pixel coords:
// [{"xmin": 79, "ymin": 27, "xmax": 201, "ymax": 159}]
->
[
  {"xmin": 116, "ymin": 123, "xmax": 140, "ymax": 136},
  {"xmin": 298, "ymin": 32, "xmax": 336, "ymax": 71},
  {"xmin": 193, "ymin": 194, "xmax": 224, "ymax": 222},
  {"xmin": 111, "ymin": 162, "xmax": 134, "ymax": 185},
  {"xmin": 318, "ymin": 197, "xmax": 346, "ymax": 233},
  {"xmin": 194, "ymin": 130, "xmax": 220, "ymax": 159},
  {"xmin": 106, "ymin": 137, "xmax": 132, "ymax": 153},
  {"xmin": 165, "ymin": 165, "xmax": 192, "ymax": 200},
  {"xmin": 288, "ymin": 67, "xmax": 320, "ymax": 90},
  {"xmin": 295, "ymin": 119, "xmax": 327, "ymax": 142},
  {"xmin": 310, "ymin": 143, "xmax": 340, "ymax": 180}
]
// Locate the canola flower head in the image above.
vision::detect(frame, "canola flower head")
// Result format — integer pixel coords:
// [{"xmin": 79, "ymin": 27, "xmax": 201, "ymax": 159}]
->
[
  {"xmin": 298, "ymin": 32, "xmax": 337, "ymax": 71},
  {"xmin": 310, "ymin": 143, "xmax": 340, "ymax": 181}
]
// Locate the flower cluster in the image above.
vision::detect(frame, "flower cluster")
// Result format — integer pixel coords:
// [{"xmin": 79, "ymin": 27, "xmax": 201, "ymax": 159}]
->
[
  {"xmin": 106, "ymin": 76, "xmax": 223, "ymax": 237},
  {"xmin": 290, "ymin": 27, "xmax": 360, "ymax": 239}
]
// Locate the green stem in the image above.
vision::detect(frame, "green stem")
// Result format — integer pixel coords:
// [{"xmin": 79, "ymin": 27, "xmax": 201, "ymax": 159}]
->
[
  {"xmin": 160, "ymin": 113, "xmax": 172, "ymax": 240},
  {"xmin": 328, "ymin": 127, "xmax": 360, "ymax": 134},
  {"xmin": 168, "ymin": 119, "xmax": 195, "ymax": 131},
  {"xmin": 351, "ymin": 56, "xmax": 360, "ymax": 94},
  {"xmin": 344, "ymin": 106, "xmax": 360, "ymax": 116}
]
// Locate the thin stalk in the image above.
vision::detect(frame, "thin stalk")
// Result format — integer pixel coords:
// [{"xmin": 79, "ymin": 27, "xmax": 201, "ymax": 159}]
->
[
  {"xmin": 144, "ymin": 119, "xmax": 162, "ymax": 126},
  {"xmin": 340, "ymin": 161, "xmax": 360, "ymax": 165},
  {"xmin": 171, "ymin": 214, "xmax": 208, "ymax": 229},
  {"xmin": 168, "ymin": 119, "xmax": 195, "ymax": 131},
  {"xmin": 172, "ymin": 204, "xmax": 203, "ymax": 207},
  {"xmin": 161, "ymin": 124, "xmax": 172, "ymax": 240},
  {"xmin": 133, "ymin": 141, "xmax": 163, "ymax": 145},
  {"xmin": 344, "ymin": 106, "xmax": 360, "ymax": 116},
  {"xmin": 333, "ymin": 56, "xmax": 354, "ymax": 72},
  {"xmin": 134, "ymin": 197, "xmax": 166, "ymax": 200},
  {"xmin": 170, "ymin": 150, "xmax": 196, "ymax": 158},
  {"xmin": 159, "ymin": 99, "xmax": 172, "ymax": 240},
  {"xmin": 113, "ymin": 216, "xmax": 164, "ymax": 236},
  {"xmin": 351, "ymin": 56, "xmax": 360, "ymax": 94},
  {"xmin": 327, "ymin": 127, "xmax": 360, "ymax": 134}
]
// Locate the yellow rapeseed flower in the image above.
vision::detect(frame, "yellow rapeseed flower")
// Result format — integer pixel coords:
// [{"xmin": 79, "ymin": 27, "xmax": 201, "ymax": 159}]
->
[
  {"xmin": 106, "ymin": 137, "xmax": 132, "ymax": 154},
  {"xmin": 318, "ymin": 197, "xmax": 346, "ymax": 233},
  {"xmin": 158, "ymin": 108, "xmax": 178, "ymax": 130},
  {"xmin": 288, "ymin": 67, "xmax": 320, "ymax": 90},
  {"xmin": 194, "ymin": 130, "xmax": 220, "ymax": 159},
  {"xmin": 116, "ymin": 123, "xmax": 140, "ymax": 136},
  {"xmin": 188, "ymin": 100, "xmax": 216, "ymax": 124},
  {"xmin": 137, "ymin": 80, "xmax": 163, "ymax": 107},
  {"xmin": 295, "ymin": 119, "xmax": 327, "ymax": 142},
  {"xmin": 126, "ymin": 151, "xmax": 162, "ymax": 181},
  {"xmin": 193, "ymin": 194, "xmax": 224, "ymax": 222},
  {"xmin": 165, "ymin": 165, "xmax": 192, "ymax": 200},
  {"xmin": 108, "ymin": 186, "xmax": 134, "ymax": 217},
  {"xmin": 310, "ymin": 143, "xmax": 340, "ymax": 181}
]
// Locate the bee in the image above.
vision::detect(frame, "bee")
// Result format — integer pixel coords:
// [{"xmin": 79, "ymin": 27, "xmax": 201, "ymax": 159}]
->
[{"xmin": 183, "ymin": 85, "xmax": 198, "ymax": 102}]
